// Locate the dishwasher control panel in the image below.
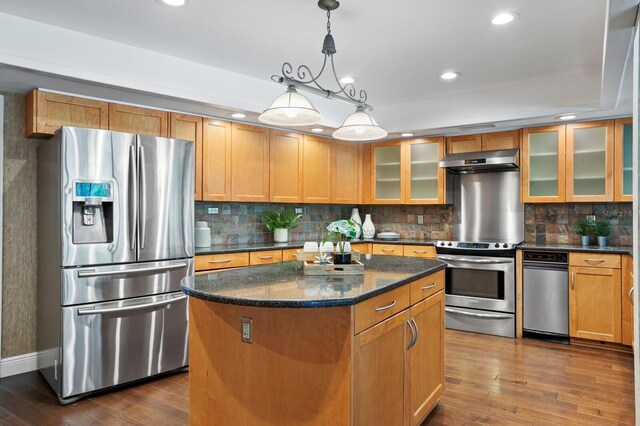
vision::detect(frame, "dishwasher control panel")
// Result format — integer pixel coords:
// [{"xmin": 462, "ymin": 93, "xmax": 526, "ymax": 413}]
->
[{"xmin": 523, "ymin": 251, "xmax": 567, "ymax": 264}]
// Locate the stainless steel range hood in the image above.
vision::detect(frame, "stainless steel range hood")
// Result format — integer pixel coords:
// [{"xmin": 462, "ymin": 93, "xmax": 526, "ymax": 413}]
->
[{"xmin": 439, "ymin": 149, "xmax": 519, "ymax": 173}]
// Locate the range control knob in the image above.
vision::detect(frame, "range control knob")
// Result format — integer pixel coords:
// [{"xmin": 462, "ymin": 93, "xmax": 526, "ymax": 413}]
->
[
  {"xmin": 447, "ymin": 242, "xmax": 453, "ymax": 246},
  {"xmin": 494, "ymin": 243, "xmax": 500, "ymax": 248},
  {"xmin": 503, "ymin": 243, "xmax": 509, "ymax": 248},
  {"xmin": 439, "ymin": 241, "xmax": 445, "ymax": 246}
]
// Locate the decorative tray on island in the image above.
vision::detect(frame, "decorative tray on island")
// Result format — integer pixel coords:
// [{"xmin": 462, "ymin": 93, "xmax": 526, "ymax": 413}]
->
[{"xmin": 302, "ymin": 260, "xmax": 365, "ymax": 276}]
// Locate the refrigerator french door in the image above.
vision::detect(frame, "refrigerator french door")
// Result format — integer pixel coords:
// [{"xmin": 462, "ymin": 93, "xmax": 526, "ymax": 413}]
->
[{"xmin": 38, "ymin": 127, "xmax": 194, "ymax": 403}]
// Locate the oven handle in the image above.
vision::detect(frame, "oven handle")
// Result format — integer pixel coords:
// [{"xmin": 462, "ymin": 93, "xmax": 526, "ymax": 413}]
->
[
  {"xmin": 445, "ymin": 307, "xmax": 513, "ymax": 320},
  {"xmin": 77, "ymin": 294, "xmax": 187, "ymax": 316},
  {"xmin": 437, "ymin": 256, "xmax": 513, "ymax": 264}
]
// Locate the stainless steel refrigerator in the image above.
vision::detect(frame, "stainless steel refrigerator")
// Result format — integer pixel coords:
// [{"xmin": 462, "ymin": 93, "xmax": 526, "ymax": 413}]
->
[{"xmin": 37, "ymin": 126, "xmax": 194, "ymax": 403}]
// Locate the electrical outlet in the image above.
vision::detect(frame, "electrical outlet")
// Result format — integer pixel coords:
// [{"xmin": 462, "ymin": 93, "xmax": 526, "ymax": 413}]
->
[
  {"xmin": 294, "ymin": 207, "xmax": 303, "ymax": 214},
  {"xmin": 208, "ymin": 207, "xmax": 219, "ymax": 214},
  {"xmin": 417, "ymin": 215, "xmax": 424, "ymax": 225},
  {"xmin": 586, "ymin": 215, "xmax": 596, "ymax": 223},
  {"xmin": 241, "ymin": 317, "xmax": 253, "ymax": 343}
]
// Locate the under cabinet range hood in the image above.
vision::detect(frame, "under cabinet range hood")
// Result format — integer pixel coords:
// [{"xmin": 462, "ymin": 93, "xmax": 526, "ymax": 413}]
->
[{"xmin": 439, "ymin": 149, "xmax": 519, "ymax": 173}]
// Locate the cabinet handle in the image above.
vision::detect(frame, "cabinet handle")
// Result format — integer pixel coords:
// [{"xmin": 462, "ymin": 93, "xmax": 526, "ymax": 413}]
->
[
  {"xmin": 259, "ymin": 256, "xmax": 273, "ymax": 260},
  {"xmin": 381, "ymin": 248, "xmax": 395, "ymax": 252},
  {"xmin": 571, "ymin": 272, "xmax": 575, "ymax": 289},
  {"xmin": 583, "ymin": 258, "xmax": 605, "ymax": 264},
  {"xmin": 375, "ymin": 300, "xmax": 397, "ymax": 311},
  {"xmin": 291, "ymin": 254, "xmax": 298, "ymax": 259},
  {"xmin": 413, "ymin": 250, "xmax": 426, "ymax": 254},
  {"xmin": 208, "ymin": 259, "xmax": 231, "ymax": 264},
  {"xmin": 422, "ymin": 283, "xmax": 437, "ymax": 291},
  {"xmin": 629, "ymin": 287, "xmax": 635, "ymax": 305},
  {"xmin": 406, "ymin": 320, "xmax": 416, "ymax": 350},
  {"xmin": 410, "ymin": 318, "xmax": 419, "ymax": 349}
]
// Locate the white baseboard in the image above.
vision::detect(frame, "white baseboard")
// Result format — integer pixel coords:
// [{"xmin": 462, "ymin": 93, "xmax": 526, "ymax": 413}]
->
[{"xmin": 0, "ymin": 351, "xmax": 40, "ymax": 378}]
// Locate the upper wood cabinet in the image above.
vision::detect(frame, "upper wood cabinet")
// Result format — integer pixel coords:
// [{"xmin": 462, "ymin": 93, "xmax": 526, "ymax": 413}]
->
[
  {"xmin": 371, "ymin": 141, "xmax": 405, "ymax": 204},
  {"xmin": 231, "ymin": 123, "xmax": 270, "ymax": 202},
  {"xmin": 270, "ymin": 130, "xmax": 303, "ymax": 203},
  {"xmin": 25, "ymin": 90, "xmax": 109, "ymax": 138},
  {"xmin": 302, "ymin": 135, "xmax": 332, "ymax": 203},
  {"xmin": 614, "ymin": 118, "xmax": 633, "ymax": 202},
  {"xmin": 445, "ymin": 134, "xmax": 481, "ymax": 154},
  {"xmin": 521, "ymin": 125, "xmax": 566, "ymax": 203},
  {"xmin": 332, "ymin": 140, "xmax": 361, "ymax": 204},
  {"xmin": 481, "ymin": 130, "xmax": 521, "ymax": 152},
  {"xmin": 169, "ymin": 113, "xmax": 203, "ymax": 201},
  {"xmin": 565, "ymin": 120, "xmax": 614, "ymax": 202},
  {"xmin": 360, "ymin": 144, "xmax": 372, "ymax": 204},
  {"xmin": 109, "ymin": 103, "xmax": 168, "ymax": 137},
  {"xmin": 202, "ymin": 119, "xmax": 232, "ymax": 201},
  {"xmin": 404, "ymin": 137, "xmax": 445, "ymax": 204}
]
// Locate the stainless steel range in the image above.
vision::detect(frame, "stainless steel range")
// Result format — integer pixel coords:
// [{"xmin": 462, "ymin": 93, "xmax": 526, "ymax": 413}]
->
[{"xmin": 438, "ymin": 151, "xmax": 524, "ymax": 338}]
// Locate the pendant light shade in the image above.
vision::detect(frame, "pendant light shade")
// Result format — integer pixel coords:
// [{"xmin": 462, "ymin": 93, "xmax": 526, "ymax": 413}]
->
[
  {"xmin": 258, "ymin": 86, "xmax": 322, "ymax": 126},
  {"xmin": 332, "ymin": 106, "xmax": 388, "ymax": 141}
]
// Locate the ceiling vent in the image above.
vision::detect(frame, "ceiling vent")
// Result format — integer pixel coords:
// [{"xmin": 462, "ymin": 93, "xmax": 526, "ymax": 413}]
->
[{"xmin": 458, "ymin": 123, "xmax": 496, "ymax": 131}]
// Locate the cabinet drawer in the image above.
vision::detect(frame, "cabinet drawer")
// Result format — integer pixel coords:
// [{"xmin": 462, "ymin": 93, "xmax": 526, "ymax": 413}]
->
[
  {"xmin": 351, "ymin": 243, "xmax": 370, "ymax": 255},
  {"xmin": 250, "ymin": 250, "xmax": 283, "ymax": 265},
  {"xmin": 355, "ymin": 285, "xmax": 410, "ymax": 334},
  {"xmin": 282, "ymin": 248, "xmax": 300, "ymax": 261},
  {"xmin": 372, "ymin": 244, "xmax": 403, "ymax": 256},
  {"xmin": 195, "ymin": 252, "xmax": 249, "ymax": 271},
  {"xmin": 570, "ymin": 253, "xmax": 621, "ymax": 269},
  {"xmin": 410, "ymin": 270, "xmax": 444, "ymax": 304},
  {"xmin": 403, "ymin": 245, "xmax": 436, "ymax": 259}
]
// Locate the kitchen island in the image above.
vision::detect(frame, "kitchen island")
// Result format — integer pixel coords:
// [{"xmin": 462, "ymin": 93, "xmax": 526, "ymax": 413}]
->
[{"xmin": 181, "ymin": 255, "xmax": 446, "ymax": 426}]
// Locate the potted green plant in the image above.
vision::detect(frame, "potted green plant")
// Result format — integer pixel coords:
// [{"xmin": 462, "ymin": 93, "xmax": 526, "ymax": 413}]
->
[
  {"xmin": 262, "ymin": 209, "xmax": 303, "ymax": 243},
  {"xmin": 322, "ymin": 219, "xmax": 358, "ymax": 264},
  {"xmin": 574, "ymin": 218, "xmax": 593, "ymax": 246},
  {"xmin": 594, "ymin": 220, "xmax": 611, "ymax": 247}
]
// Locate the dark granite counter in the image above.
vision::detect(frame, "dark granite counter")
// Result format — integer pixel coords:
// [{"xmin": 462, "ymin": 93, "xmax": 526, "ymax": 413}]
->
[
  {"xmin": 181, "ymin": 255, "xmax": 445, "ymax": 308},
  {"xmin": 518, "ymin": 243, "xmax": 632, "ymax": 256}
]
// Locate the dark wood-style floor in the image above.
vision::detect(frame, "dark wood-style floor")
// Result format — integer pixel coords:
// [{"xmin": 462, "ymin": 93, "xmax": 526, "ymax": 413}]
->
[{"xmin": 0, "ymin": 330, "xmax": 635, "ymax": 425}]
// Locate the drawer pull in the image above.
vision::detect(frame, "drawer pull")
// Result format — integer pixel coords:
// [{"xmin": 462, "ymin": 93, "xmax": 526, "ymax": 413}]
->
[
  {"xmin": 375, "ymin": 300, "xmax": 397, "ymax": 312},
  {"xmin": 259, "ymin": 256, "xmax": 273, "ymax": 260},
  {"xmin": 413, "ymin": 250, "xmax": 426, "ymax": 254},
  {"xmin": 571, "ymin": 272, "xmax": 575, "ymax": 289},
  {"xmin": 208, "ymin": 259, "xmax": 231, "ymax": 264},
  {"xmin": 583, "ymin": 258, "xmax": 605, "ymax": 264},
  {"xmin": 381, "ymin": 248, "xmax": 395, "ymax": 252},
  {"xmin": 422, "ymin": 283, "xmax": 437, "ymax": 291},
  {"xmin": 629, "ymin": 287, "xmax": 635, "ymax": 305},
  {"xmin": 406, "ymin": 319, "xmax": 416, "ymax": 350}
]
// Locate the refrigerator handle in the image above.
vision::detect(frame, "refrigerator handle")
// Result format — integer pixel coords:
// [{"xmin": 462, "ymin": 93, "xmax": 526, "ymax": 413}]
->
[
  {"xmin": 129, "ymin": 145, "xmax": 137, "ymax": 251},
  {"xmin": 139, "ymin": 145, "xmax": 147, "ymax": 250}
]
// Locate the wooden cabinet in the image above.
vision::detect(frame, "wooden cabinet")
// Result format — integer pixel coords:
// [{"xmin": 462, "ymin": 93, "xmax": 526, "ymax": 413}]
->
[
  {"xmin": 405, "ymin": 137, "xmax": 446, "ymax": 204},
  {"xmin": 622, "ymin": 255, "xmax": 634, "ymax": 347},
  {"xmin": 372, "ymin": 244, "xmax": 403, "ymax": 256},
  {"xmin": 202, "ymin": 119, "xmax": 232, "ymax": 201},
  {"xmin": 249, "ymin": 250, "xmax": 283, "ymax": 265},
  {"xmin": 445, "ymin": 134, "xmax": 481, "ymax": 154},
  {"xmin": 25, "ymin": 90, "xmax": 109, "ymax": 137},
  {"xmin": 521, "ymin": 125, "xmax": 566, "ymax": 203},
  {"xmin": 614, "ymin": 118, "xmax": 633, "ymax": 202},
  {"xmin": 403, "ymin": 245, "xmax": 436, "ymax": 259},
  {"xmin": 195, "ymin": 252, "xmax": 249, "ymax": 272},
  {"xmin": 302, "ymin": 135, "xmax": 333, "ymax": 203},
  {"xmin": 360, "ymin": 144, "xmax": 372, "ymax": 204},
  {"xmin": 332, "ymin": 140, "xmax": 361, "ymax": 204},
  {"xmin": 371, "ymin": 141, "xmax": 405, "ymax": 204},
  {"xmin": 569, "ymin": 253, "xmax": 621, "ymax": 343},
  {"xmin": 351, "ymin": 243, "xmax": 371, "ymax": 254},
  {"xmin": 169, "ymin": 113, "xmax": 203, "ymax": 201},
  {"xmin": 282, "ymin": 248, "xmax": 300, "ymax": 261},
  {"xmin": 566, "ymin": 120, "xmax": 614, "ymax": 202},
  {"xmin": 108, "ymin": 103, "xmax": 168, "ymax": 137},
  {"xmin": 231, "ymin": 123, "xmax": 270, "ymax": 202},
  {"xmin": 481, "ymin": 129, "xmax": 521, "ymax": 152},
  {"xmin": 270, "ymin": 130, "xmax": 303, "ymax": 203},
  {"xmin": 354, "ymin": 285, "xmax": 411, "ymax": 334}
]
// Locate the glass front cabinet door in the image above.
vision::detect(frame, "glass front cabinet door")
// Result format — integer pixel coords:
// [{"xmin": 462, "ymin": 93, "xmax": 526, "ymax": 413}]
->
[
  {"xmin": 404, "ymin": 137, "xmax": 446, "ymax": 204},
  {"xmin": 614, "ymin": 118, "xmax": 633, "ymax": 201},
  {"xmin": 521, "ymin": 125, "xmax": 566, "ymax": 203},
  {"xmin": 371, "ymin": 142, "xmax": 405, "ymax": 204},
  {"xmin": 566, "ymin": 120, "xmax": 614, "ymax": 202}
]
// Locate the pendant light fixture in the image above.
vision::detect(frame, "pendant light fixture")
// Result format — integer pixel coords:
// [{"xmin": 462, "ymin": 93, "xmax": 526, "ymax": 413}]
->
[{"xmin": 259, "ymin": 0, "xmax": 387, "ymax": 141}]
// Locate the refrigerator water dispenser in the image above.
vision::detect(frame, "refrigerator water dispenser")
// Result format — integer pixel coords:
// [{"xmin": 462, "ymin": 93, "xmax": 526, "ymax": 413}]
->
[{"xmin": 72, "ymin": 181, "xmax": 114, "ymax": 244}]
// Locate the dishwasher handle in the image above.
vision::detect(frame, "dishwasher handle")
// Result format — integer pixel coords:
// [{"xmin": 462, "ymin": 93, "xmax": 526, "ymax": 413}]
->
[{"xmin": 523, "ymin": 263, "xmax": 568, "ymax": 271}]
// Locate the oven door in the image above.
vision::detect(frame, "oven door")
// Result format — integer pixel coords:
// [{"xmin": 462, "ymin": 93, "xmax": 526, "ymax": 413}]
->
[{"xmin": 437, "ymin": 254, "xmax": 515, "ymax": 313}]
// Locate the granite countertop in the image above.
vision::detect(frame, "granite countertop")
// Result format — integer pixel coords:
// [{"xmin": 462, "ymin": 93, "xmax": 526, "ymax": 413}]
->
[
  {"xmin": 181, "ymin": 255, "xmax": 445, "ymax": 308},
  {"xmin": 518, "ymin": 243, "xmax": 632, "ymax": 255}
]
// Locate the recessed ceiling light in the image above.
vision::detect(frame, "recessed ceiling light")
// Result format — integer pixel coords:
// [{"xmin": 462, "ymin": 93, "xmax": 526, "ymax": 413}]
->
[
  {"xmin": 401, "ymin": 133, "xmax": 414, "ymax": 137},
  {"xmin": 557, "ymin": 114, "xmax": 576, "ymax": 121},
  {"xmin": 440, "ymin": 72, "xmax": 460, "ymax": 80},
  {"xmin": 159, "ymin": 0, "xmax": 187, "ymax": 6},
  {"xmin": 311, "ymin": 128, "xmax": 324, "ymax": 133},
  {"xmin": 339, "ymin": 77, "xmax": 355, "ymax": 84},
  {"xmin": 231, "ymin": 112, "xmax": 246, "ymax": 119},
  {"xmin": 492, "ymin": 12, "xmax": 519, "ymax": 25}
]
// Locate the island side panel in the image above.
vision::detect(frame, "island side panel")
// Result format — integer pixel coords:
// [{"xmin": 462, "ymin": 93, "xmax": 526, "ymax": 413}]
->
[{"xmin": 189, "ymin": 298, "xmax": 353, "ymax": 425}]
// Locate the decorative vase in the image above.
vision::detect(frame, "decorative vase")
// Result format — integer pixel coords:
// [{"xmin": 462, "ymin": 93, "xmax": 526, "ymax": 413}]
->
[
  {"xmin": 580, "ymin": 235, "xmax": 590, "ymax": 246},
  {"xmin": 597, "ymin": 236, "xmax": 608, "ymax": 247},
  {"xmin": 273, "ymin": 228, "xmax": 288, "ymax": 243},
  {"xmin": 350, "ymin": 208, "xmax": 362, "ymax": 239},
  {"xmin": 194, "ymin": 221, "xmax": 211, "ymax": 248},
  {"xmin": 362, "ymin": 214, "xmax": 375, "ymax": 239},
  {"xmin": 333, "ymin": 252, "xmax": 352, "ymax": 265}
]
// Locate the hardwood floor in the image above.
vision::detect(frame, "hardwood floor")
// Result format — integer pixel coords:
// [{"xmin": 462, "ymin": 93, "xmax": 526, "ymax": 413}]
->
[{"xmin": 0, "ymin": 330, "xmax": 634, "ymax": 425}]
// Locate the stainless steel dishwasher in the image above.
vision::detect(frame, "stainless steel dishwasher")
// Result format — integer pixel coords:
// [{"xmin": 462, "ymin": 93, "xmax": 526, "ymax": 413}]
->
[{"xmin": 523, "ymin": 250, "xmax": 569, "ymax": 343}]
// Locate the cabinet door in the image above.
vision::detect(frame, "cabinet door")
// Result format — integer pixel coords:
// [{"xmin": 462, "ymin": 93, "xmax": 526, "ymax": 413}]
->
[
  {"xmin": 406, "ymin": 291, "xmax": 444, "ymax": 425},
  {"xmin": 621, "ymin": 256, "xmax": 634, "ymax": 346},
  {"xmin": 332, "ymin": 140, "xmax": 361, "ymax": 204},
  {"xmin": 521, "ymin": 125, "xmax": 566, "ymax": 203},
  {"xmin": 445, "ymin": 134, "xmax": 481, "ymax": 154},
  {"xmin": 202, "ymin": 119, "xmax": 232, "ymax": 201},
  {"xmin": 353, "ymin": 310, "xmax": 409, "ymax": 426},
  {"xmin": 372, "ymin": 244, "xmax": 403, "ymax": 256},
  {"xmin": 170, "ymin": 113, "xmax": 203, "ymax": 201},
  {"xmin": 231, "ymin": 123, "xmax": 270, "ymax": 202},
  {"xmin": 270, "ymin": 130, "xmax": 303, "ymax": 203},
  {"xmin": 108, "ymin": 103, "xmax": 168, "ymax": 137},
  {"xmin": 25, "ymin": 90, "xmax": 109, "ymax": 137},
  {"xmin": 405, "ymin": 138, "xmax": 445, "ymax": 204},
  {"xmin": 371, "ymin": 141, "xmax": 405, "ymax": 204},
  {"xmin": 569, "ymin": 266, "xmax": 621, "ymax": 343},
  {"xmin": 302, "ymin": 135, "xmax": 333, "ymax": 203},
  {"xmin": 360, "ymin": 144, "xmax": 372, "ymax": 204},
  {"xmin": 481, "ymin": 130, "xmax": 521, "ymax": 164},
  {"xmin": 614, "ymin": 118, "xmax": 633, "ymax": 202},
  {"xmin": 566, "ymin": 120, "xmax": 614, "ymax": 202}
]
